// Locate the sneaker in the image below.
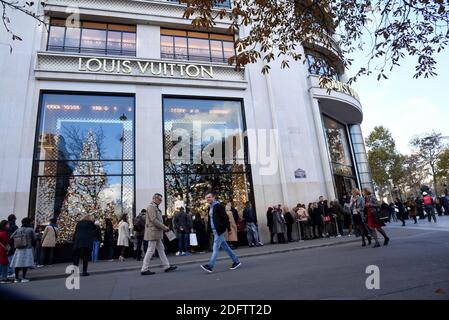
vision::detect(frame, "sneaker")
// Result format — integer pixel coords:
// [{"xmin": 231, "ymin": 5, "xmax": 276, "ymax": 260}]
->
[
  {"xmin": 257, "ymin": 242, "xmax": 264, "ymax": 246},
  {"xmin": 108, "ymin": 259, "xmax": 114, "ymax": 262},
  {"xmin": 20, "ymin": 279, "xmax": 30, "ymax": 283},
  {"xmin": 14, "ymin": 279, "xmax": 21, "ymax": 283},
  {"xmin": 230, "ymin": 262, "xmax": 242, "ymax": 270},
  {"xmin": 337, "ymin": 234, "xmax": 342, "ymax": 237},
  {"xmin": 200, "ymin": 264, "xmax": 213, "ymax": 273},
  {"xmin": 0, "ymin": 280, "xmax": 8, "ymax": 284},
  {"xmin": 184, "ymin": 252, "xmax": 192, "ymax": 256},
  {"xmin": 175, "ymin": 251, "xmax": 182, "ymax": 256},
  {"xmin": 141, "ymin": 270, "xmax": 156, "ymax": 276},
  {"xmin": 7, "ymin": 274, "xmax": 14, "ymax": 279},
  {"xmin": 164, "ymin": 266, "xmax": 178, "ymax": 273},
  {"xmin": 384, "ymin": 237, "xmax": 390, "ymax": 246}
]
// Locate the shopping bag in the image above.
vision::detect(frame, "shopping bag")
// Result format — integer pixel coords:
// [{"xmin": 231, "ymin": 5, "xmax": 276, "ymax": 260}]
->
[
  {"xmin": 189, "ymin": 233, "xmax": 198, "ymax": 246},
  {"xmin": 165, "ymin": 230, "xmax": 177, "ymax": 242}
]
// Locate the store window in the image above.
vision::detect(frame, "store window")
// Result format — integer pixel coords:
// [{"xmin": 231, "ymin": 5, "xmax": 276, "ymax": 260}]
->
[
  {"xmin": 47, "ymin": 19, "xmax": 136, "ymax": 56},
  {"xmin": 160, "ymin": 29, "xmax": 235, "ymax": 63},
  {"xmin": 163, "ymin": 97, "xmax": 253, "ymax": 218},
  {"xmin": 30, "ymin": 93, "xmax": 135, "ymax": 242},
  {"xmin": 322, "ymin": 115, "xmax": 357, "ymax": 199},
  {"xmin": 306, "ymin": 50, "xmax": 340, "ymax": 80}
]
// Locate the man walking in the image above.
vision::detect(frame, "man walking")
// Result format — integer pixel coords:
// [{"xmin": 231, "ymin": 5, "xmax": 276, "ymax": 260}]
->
[
  {"xmin": 243, "ymin": 201, "xmax": 263, "ymax": 247},
  {"xmin": 201, "ymin": 193, "xmax": 241, "ymax": 273},
  {"xmin": 141, "ymin": 193, "xmax": 177, "ymax": 276}
]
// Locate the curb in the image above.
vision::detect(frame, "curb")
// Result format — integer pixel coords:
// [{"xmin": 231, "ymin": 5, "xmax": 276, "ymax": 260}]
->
[{"xmin": 28, "ymin": 238, "xmax": 359, "ymax": 282}]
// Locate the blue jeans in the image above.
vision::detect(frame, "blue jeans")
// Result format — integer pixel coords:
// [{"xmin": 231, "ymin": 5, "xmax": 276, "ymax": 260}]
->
[
  {"xmin": 208, "ymin": 231, "xmax": 239, "ymax": 269},
  {"xmin": 177, "ymin": 232, "xmax": 190, "ymax": 252},
  {"xmin": 91, "ymin": 241, "xmax": 100, "ymax": 262},
  {"xmin": 7, "ymin": 255, "xmax": 13, "ymax": 276},
  {"xmin": 246, "ymin": 222, "xmax": 260, "ymax": 245},
  {"xmin": 0, "ymin": 264, "xmax": 8, "ymax": 280}
]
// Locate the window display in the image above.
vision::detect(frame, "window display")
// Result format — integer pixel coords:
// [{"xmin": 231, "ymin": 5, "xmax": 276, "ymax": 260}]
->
[
  {"xmin": 163, "ymin": 97, "xmax": 253, "ymax": 218},
  {"xmin": 30, "ymin": 93, "xmax": 135, "ymax": 242}
]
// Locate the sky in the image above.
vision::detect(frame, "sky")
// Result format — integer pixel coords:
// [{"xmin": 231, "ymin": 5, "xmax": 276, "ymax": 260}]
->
[{"xmin": 346, "ymin": 48, "xmax": 449, "ymax": 154}]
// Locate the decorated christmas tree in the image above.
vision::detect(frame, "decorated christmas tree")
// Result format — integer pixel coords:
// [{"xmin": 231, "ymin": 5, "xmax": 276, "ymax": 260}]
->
[{"xmin": 58, "ymin": 130, "xmax": 107, "ymax": 242}]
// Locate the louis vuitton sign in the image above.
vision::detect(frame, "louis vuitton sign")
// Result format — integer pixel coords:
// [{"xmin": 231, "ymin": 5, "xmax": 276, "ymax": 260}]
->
[{"xmin": 78, "ymin": 57, "xmax": 214, "ymax": 79}]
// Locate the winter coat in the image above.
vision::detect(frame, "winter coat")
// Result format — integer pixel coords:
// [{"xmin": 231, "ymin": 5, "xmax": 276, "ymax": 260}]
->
[
  {"xmin": 208, "ymin": 202, "xmax": 230, "ymax": 236},
  {"xmin": 173, "ymin": 210, "xmax": 192, "ymax": 234},
  {"xmin": 243, "ymin": 207, "xmax": 257, "ymax": 224},
  {"xmin": 224, "ymin": 209, "xmax": 238, "ymax": 242},
  {"xmin": 311, "ymin": 208, "xmax": 323, "ymax": 226},
  {"xmin": 117, "ymin": 221, "xmax": 130, "ymax": 247},
  {"xmin": 93, "ymin": 225, "xmax": 102, "ymax": 242},
  {"xmin": 73, "ymin": 220, "xmax": 96, "ymax": 250},
  {"xmin": 41, "ymin": 225, "xmax": 58, "ymax": 248},
  {"xmin": 144, "ymin": 202, "xmax": 169, "ymax": 241},
  {"xmin": 103, "ymin": 225, "xmax": 114, "ymax": 246},
  {"xmin": 272, "ymin": 210, "xmax": 287, "ymax": 234},
  {"xmin": 284, "ymin": 211, "xmax": 294, "ymax": 226}
]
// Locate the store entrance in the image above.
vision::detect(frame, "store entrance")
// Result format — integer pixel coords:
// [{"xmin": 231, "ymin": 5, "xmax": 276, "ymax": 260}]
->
[{"xmin": 334, "ymin": 175, "xmax": 357, "ymax": 201}]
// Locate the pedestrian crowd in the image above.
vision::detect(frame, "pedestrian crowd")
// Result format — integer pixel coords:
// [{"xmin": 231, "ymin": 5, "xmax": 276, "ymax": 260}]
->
[{"xmin": 1, "ymin": 187, "xmax": 447, "ymax": 282}]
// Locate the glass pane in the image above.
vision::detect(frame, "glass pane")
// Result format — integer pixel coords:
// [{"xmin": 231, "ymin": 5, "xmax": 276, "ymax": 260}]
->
[
  {"xmin": 48, "ymin": 26, "xmax": 65, "ymax": 50},
  {"xmin": 174, "ymin": 37, "xmax": 188, "ymax": 60},
  {"xmin": 323, "ymin": 116, "xmax": 354, "ymax": 167},
  {"xmin": 161, "ymin": 35, "xmax": 174, "ymax": 58},
  {"xmin": 81, "ymin": 29, "xmax": 107, "ymax": 54},
  {"xmin": 122, "ymin": 32, "xmax": 136, "ymax": 55},
  {"xmin": 188, "ymin": 38, "xmax": 210, "ymax": 62},
  {"xmin": 107, "ymin": 30, "xmax": 122, "ymax": 53},
  {"xmin": 210, "ymin": 40, "xmax": 223, "ymax": 63},
  {"xmin": 222, "ymin": 41, "xmax": 235, "ymax": 61},
  {"xmin": 32, "ymin": 93, "xmax": 135, "ymax": 243},
  {"xmin": 64, "ymin": 27, "xmax": 81, "ymax": 51},
  {"xmin": 163, "ymin": 98, "xmax": 252, "ymax": 219}
]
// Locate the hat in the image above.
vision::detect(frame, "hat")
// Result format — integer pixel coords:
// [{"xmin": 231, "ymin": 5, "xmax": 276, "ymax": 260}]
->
[
  {"xmin": 422, "ymin": 192, "xmax": 428, "ymax": 196},
  {"xmin": 95, "ymin": 220, "xmax": 100, "ymax": 226}
]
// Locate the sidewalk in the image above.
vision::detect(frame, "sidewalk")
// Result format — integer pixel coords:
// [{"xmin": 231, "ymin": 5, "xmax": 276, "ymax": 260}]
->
[{"xmin": 26, "ymin": 235, "xmax": 361, "ymax": 281}]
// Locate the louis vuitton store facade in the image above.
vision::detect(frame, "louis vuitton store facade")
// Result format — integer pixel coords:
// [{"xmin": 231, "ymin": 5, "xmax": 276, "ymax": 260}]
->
[{"xmin": 0, "ymin": 0, "xmax": 372, "ymax": 242}]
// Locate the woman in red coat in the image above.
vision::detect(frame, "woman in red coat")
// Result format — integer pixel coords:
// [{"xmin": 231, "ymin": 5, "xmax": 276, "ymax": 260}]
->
[
  {"xmin": 0, "ymin": 220, "xmax": 11, "ymax": 283},
  {"xmin": 363, "ymin": 188, "xmax": 390, "ymax": 248}
]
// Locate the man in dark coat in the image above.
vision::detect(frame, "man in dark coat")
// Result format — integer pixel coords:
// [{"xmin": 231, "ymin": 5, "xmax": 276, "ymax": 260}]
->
[
  {"xmin": 201, "ymin": 193, "xmax": 241, "ymax": 273},
  {"xmin": 72, "ymin": 215, "xmax": 96, "ymax": 276}
]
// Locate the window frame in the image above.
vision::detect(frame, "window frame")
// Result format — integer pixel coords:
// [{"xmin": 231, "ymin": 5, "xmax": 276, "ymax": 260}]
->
[
  {"xmin": 47, "ymin": 19, "xmax": 137, "ymax": 57},
  {"xmin": 28, "ymin": 90, "xmax": 137, "ymax": 225},
  {"xmin": 160, "ymin": 28, "xmax": 236, "ymax": 64}
]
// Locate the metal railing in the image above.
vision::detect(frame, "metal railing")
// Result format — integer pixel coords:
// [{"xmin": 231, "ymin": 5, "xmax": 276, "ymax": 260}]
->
[{"xmin": 165, "ymin": 0, "xmax": 231, "ymax": 9}]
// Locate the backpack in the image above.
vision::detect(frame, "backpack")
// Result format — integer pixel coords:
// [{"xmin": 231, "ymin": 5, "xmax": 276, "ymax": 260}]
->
[
  {"xmin": 133, "ymin": 216, "xmax": 145, "ymax": 233},
  {"xmin": 13, "ymin": 229, "xmax": 27, "ymax": 249}
]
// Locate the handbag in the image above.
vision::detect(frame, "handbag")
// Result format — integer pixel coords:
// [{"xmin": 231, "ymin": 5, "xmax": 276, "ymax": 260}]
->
[
  {"xmin": 373, "ymin": 207, "xmax": 389, "ymax": 223},
  {"xmin": 189, "ymin": 233, "xmax": 198, "ymax": 246},
  {"xmin": 323, "ymin": 215, "xmax": 331, "ymax": 222}
]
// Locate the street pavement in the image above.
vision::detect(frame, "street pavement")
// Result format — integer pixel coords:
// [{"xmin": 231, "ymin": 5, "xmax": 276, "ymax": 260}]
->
[{"xmin": 1, "ymin": 217, "xmax": 449, "ymax": 300}]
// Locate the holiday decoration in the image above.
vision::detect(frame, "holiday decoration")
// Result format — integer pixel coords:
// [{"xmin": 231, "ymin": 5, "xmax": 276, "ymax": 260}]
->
[{"xmin": 58, "ymin": 130, "xmax": 107, "ymax": 242}]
